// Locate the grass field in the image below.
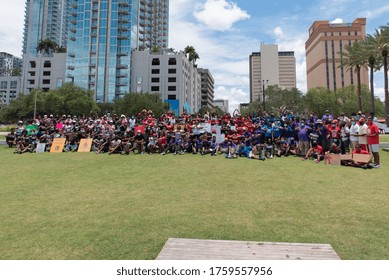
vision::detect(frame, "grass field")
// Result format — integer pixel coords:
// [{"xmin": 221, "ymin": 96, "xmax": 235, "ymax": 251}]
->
[{"xmin": 0, "ymin": 146, "xmax": 388, "ymax": 260}]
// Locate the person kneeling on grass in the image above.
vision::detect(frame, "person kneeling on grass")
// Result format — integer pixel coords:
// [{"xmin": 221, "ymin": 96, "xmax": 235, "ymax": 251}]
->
[
  {"xmin": 302, "ymin": 141, "xmax": 324, "ymax": 163},
  {"xmin": 108, "ymin": 136, "xmax": 122, "ymax": 155}
]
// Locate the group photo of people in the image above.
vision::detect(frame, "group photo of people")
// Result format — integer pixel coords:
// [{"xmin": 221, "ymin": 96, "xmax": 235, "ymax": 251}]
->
[{"xmin": 5, "ymin": 108, "xmax": 381, "ymax": 168}]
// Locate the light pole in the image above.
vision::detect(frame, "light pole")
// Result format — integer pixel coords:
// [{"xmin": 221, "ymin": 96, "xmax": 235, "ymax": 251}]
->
[
  {"xmin": 33, "ymin": 90, "xmax": 38, "ymax": 120},
  {"xmin": 262, "ymin": 79, "xmax": 268, "ymax": 112}
]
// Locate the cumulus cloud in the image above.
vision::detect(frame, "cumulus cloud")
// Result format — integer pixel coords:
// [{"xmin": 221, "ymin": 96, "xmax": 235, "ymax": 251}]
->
[
  {"xmin": 274, "ymin": 27, "xmax": 283, "ymax": 38},
  {"xmin": 330, "ymin": 18, "xmax": 344, "ymax": 24},
  {"xmin": 0, "ymin": 0, "xmax": 24, "ymax": 56},
  {"xmin": 194, "ymin": 0, "xmax": 250, "ymax": 31},
  {"xmin": 215, "ymin": 86, "xmax": 249, "ymax": 113}
]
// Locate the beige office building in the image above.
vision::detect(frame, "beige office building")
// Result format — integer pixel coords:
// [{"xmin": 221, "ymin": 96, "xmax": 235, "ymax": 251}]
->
[
  {"xmin": 305, "ymin": 18, "xmax": 368, "ymax": 91},
  {"xmin": 249, "ymin": 44, "xmax": 296, "ymax": 103}
]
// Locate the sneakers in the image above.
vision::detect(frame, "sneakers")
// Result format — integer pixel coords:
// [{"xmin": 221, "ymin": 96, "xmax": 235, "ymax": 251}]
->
[
  {"xmin": 373, "ymin": 163, "xmax": 380, "ymax": 168},
  {"xmin": 301, "ymin": 157, "xmax": 308, "ymax": 161}
]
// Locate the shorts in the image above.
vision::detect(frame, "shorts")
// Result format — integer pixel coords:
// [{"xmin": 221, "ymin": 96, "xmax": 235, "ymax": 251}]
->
[{"xmin": 369, "ymin": 144, "xmax": 379, "ymax": 153}]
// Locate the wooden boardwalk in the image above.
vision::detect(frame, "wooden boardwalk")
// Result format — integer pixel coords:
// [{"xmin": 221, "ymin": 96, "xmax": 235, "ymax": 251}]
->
[{"xmin": 156, "ymin": 238, "xmax": 340, "ymax": 260}]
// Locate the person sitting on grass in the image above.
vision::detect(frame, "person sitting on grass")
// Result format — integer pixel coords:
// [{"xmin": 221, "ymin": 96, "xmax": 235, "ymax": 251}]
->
[
  {"xmin": 108, "ymin": 136, "xmax": 122, "ymax": 155},
  {"xmin": 302, "ymin": 141, "xmax": 324, "ymax": 163},
  {"xmin": 133, "ymin": 129, "xmax": 145, "ymax": 154},
  {"xmin": 6, "ymin": 128, "xmax": 16, "ymax": 148},
  {"xmin": 14, "ymin": 138, "xmax": 33, "ymax": 154}
]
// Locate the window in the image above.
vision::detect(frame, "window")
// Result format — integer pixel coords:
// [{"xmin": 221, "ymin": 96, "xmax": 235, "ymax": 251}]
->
[
  {"xmin": 151, "ymin": 77, "xmax": 159, "ymax": 83},
  {"xmin": 43, "ymin": 79, "xmax": 50, "ymax": 84},
  {"xmin": 152, "ymin": 58, "xmax": 160, "ymax": 65},
  {"xmin": 30, "ymin": 61, "xmax": 36, "ymax": 68},
  {"xmin": 29, "ymin": 71, "xmax": 36, "ymax": 77},
  {"xmin": 43, "ymin": 71, "xmax": 51, "ymax": 76},
  {"xmin": 168, "ymin": 77, "xmax": 176, "ymax": 83},
  {"xmin": 0, "ymin": 81, "xmax": 7, "ymax": 89},
  {"xmin": 151, "ymin": 86, "xmax": 159, "ymax": 91},
  {"xmin": 10, "ymin": 81, "xmax": 17, "ymax": 89},
  {"xmin": 168, "ymin": 68, "xmax": 176, "ymax": 74},
  {"xmin": 43, "ymin": 61, "xmax": 51, "ymax": 68},
  {"xmin": 168, "ymin": 95, "xmax": 176, "ymax": 100},
  {"xmin": 151, "ymin": 69, "xmax": 160, "ymax": 74},
  {"xmin": 168, "ymin": 86, "xmax": 176, "ymax": 91},
  {"xmin": 168, "ymin": 58, "xmax": 176, "ymax": 65}
]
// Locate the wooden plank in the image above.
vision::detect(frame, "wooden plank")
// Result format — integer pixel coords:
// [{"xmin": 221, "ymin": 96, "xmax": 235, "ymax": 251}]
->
[{"xmin": 156, "ymin": 238, "xmax": 340, "ymax": 260}]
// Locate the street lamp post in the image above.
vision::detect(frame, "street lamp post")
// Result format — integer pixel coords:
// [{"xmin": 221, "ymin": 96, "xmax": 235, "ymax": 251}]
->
[
  {"xmin": 33, "ymin": 90, "xmax": 38, "ymax": 120},
  {"xmin": 262, "ymin": 79, "xmax": 268, "ymax": 112}
]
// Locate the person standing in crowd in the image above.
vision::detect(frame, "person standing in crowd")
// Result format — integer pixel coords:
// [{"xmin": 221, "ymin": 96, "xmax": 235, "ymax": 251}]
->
[
  {"xmin": 349, "ymin": 117, "xmax": 360, "ymax": 151},
  {"xmin": 367, "ymin": 116, "xmax": 380, "ymax": 168},
  {"xmin": 340, "ymin": 121, "xmax": 350, "ymax": 154},
  {"xmin": 358, "ymin": 118, "xmax": 368, "ymax": 152},
  {"xmin": 296, "ymin": 120, "xmax": 311, "ymax": 156}
]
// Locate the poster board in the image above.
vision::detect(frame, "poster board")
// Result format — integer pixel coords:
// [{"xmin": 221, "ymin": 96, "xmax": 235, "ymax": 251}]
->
[
  {"xmin": 352, "ymin": 154, "xmax": 372, "ymax": 163},
  {"xmin": 36, "ymin": 143, "xmax": 46, "ymax": 153},
  {"xmin": 325, "ymin": 153, "xmax": 341, "ymax": 165},
  {"xmin": 78, "ymin": 139, "xmax": 93, "ymax": 152},
  {"xmin": 50, "ymin": 138, "xmax": 66, "ymax": 153}
]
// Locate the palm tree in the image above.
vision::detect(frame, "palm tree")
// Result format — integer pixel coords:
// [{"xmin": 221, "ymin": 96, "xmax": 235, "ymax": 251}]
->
[
  {"xmin": 36, "ymin": 38, "xmax": 58, "ymax": 55},
  {"xmin": 340, "ymin": 41, "xmax": 366, "ymax": 112},
  {"xmin": 369, "ymin": 24, "xmax": 389, "ymax": 124},
  {"xmin": 362, "ymin": 36, "xmax": 382, "ymax": 113},
  {"xmin": 184, "ymin": 46, "xmax": 200, "ymax": 66},
  {"xmin": 379, "ymin": 23, "xmax": 389, "ymax": 124}
]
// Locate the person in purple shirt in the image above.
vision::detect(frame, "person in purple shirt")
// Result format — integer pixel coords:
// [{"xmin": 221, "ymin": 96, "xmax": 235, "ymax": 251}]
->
[
  {"xmin": 295, "ymin": 121, "xmax": 312, "ymax": 156},
  {"xmin": 321, "ymin": 110, "xmax": 333, "ymax": 123}
]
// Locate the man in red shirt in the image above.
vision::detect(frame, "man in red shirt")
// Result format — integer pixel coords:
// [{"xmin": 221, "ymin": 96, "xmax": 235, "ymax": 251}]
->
[
  {"xmin": 302, "ymin": 141, "xmax": 324, "ymax": 163},
  {"xmin": 367, "ymin": 117, "xmax": 380, "ymax": 168}
]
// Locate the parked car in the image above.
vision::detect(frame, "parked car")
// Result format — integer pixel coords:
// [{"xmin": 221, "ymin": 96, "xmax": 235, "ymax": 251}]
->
[{"xmin": 374, "ymin": 122, "xmax": 389, "ymax": 134}]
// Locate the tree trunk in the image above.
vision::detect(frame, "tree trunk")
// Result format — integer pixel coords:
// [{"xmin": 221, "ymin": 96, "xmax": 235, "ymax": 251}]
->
[
  {"xmin": 369, "ymin": 64, "xmax": 375, "ymax": 113},
  {"xmin": 384, "ymin": 54, "xmax": 389, "ymax": 125},
  {"xmin": 357, "ymin": 66, "xmax": 362, "ymax": 112}
]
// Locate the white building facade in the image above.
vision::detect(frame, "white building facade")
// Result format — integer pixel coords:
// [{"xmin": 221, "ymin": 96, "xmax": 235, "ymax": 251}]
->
[
  {"xmin": 131, "ymin": 49, "xmax": 201, "ymax": 115},
  {"xmin": 0, "ymin": 76, "xmax": 22, "ymax": 107}
]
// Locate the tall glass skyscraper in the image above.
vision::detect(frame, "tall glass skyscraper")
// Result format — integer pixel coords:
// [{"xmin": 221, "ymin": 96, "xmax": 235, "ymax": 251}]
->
[
  {"xmin": 66, "ymin": 0, "xmax": 139, "ymax": 102},
  {"xmin": 66, "ymin": 0, "xmax": 169, "ymax": 102},
  {"xmin": 22, "ymin": 0, "xmax": 69, "ymax": 57},
  {"xmin": 139, "ymin": 0, "xmax": 169, "ymax": 50}
]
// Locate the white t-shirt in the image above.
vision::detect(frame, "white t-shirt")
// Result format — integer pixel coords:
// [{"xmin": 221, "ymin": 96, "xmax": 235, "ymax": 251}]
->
[
  {"xmin": 350, "ymin": 123, "xmax": 359, "ymax": 142},
  {"xmin": 358, "ymin": 124, "xmax": 368, "ymax": 144}
]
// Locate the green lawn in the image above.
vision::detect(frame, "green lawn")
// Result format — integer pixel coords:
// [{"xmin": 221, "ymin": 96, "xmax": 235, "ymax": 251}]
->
[
  {"xmin": 380, "ymin": 134, "xmax": 389, "ymax": 142},
  {"xmin": 0, "ymin": 147, "xmax": 388, "ymax": 260}
]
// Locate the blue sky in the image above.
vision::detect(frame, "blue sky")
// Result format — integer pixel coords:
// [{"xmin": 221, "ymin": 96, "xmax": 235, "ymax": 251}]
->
[{"xmin": 1, "ymin": 0, "xmax": 388, "ymax": 112}]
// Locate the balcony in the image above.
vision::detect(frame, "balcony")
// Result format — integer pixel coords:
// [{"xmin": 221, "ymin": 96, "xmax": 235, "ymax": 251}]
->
[
  {"xmin": 116, "ymin": 64, "xmax": 128, "ymax": 69},
  {"xmin": 67, "ymin": 65, "xmax": 75, "ymax": 70}
]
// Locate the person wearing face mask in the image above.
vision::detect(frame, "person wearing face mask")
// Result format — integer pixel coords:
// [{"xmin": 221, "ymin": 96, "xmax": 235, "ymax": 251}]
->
[
  {"xmin": 357, "ymin": 118, "xmax": 368, "ymax": 152},
  {"xmin": 349, "ymin": 117, "xmax": 360, "ymax": 151},
  {"xmin": 133, "ymin": 129, "xmax": 145, "ymax": 154},
  {"xmin": 367, "ymin": 117, "xmax": 380, "ymax": 168},
  {"xmin": 296, "ymin": 121, "xmax": 312, "ymax": 156}
]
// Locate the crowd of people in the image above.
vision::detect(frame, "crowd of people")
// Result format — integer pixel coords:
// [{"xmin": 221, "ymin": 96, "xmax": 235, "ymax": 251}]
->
[{"xmin": 5, "ymin": 109, "xmax": 381, "ymax": 168}]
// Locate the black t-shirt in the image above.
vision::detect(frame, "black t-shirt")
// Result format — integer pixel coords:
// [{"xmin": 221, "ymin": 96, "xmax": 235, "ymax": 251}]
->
[{"xmin": 135, "ymin": 134, "xmax": 144, "ymax": 141}]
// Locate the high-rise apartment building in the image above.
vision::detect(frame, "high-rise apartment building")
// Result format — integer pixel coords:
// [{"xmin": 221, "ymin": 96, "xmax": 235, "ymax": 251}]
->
[
  {"xmin": 305, "ymin": 18, "xmax": 368, "ymax": 91},
  {"xmin": 139, "ymin": 0, "xmax": 169, "ymax": 50},
  {"xmin": 197, "ymin": 68, "xmax": 214, "ymax": 109},
  {"xmin": 0, "ymin": 52, "xmax": 22, "ymax": 76},
  {"xmin": 249, "ymin": 44, "xmax": 296, "ymax": 103},
  {"xmin": 130, "ymin": 49, "xmax": 201, "ymax": 114},
  {"xmin": 66, "ymin": 0, "xmax": 140, "ymax": 102},
  {"xmin": 22, "ymin": 0, "xmax": 69, "ymax": 93},
  {"xmin": 22, "ymin": 0, "xmax": 69, "ymax": 57}
]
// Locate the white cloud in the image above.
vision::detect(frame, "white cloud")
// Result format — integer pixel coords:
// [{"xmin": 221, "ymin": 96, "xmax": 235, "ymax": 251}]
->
[
  {"xmin": 274, "ymin": 27, "xmax": 283, "ymax": 38},
  {"xmin": 194, "ymin": 0, "xmax": 250, "ymax": 31},
  {"xmin": 362, "ymin": 4, "xmax": 389, "ymax": 20},
  {"xmin": 330, "ymin": 18, "xmax": 344, "ymax": 24},
  {"xmin": 215, "ymin": 86, "xmax": 248, "ymax": 113},
  {"xmin": 0, "ymin": 0, "xmax": 24, "ymax": 56}
]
